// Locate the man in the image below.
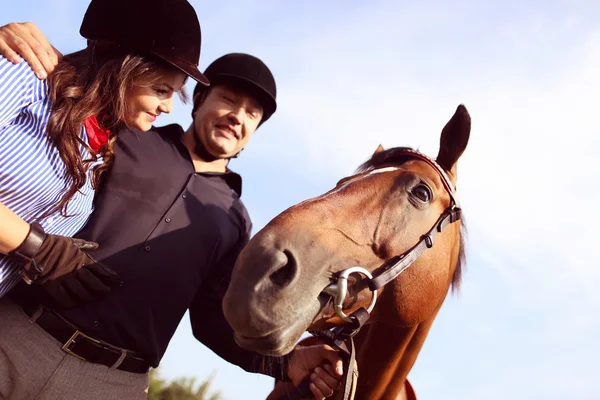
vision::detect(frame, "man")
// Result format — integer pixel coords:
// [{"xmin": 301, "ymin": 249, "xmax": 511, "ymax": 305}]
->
[{"xmin": 0, "ymin": 17, "xmax": 341, "ymax": 400}]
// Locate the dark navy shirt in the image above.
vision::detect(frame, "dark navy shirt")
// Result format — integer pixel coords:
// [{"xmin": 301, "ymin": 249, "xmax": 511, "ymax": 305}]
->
[{"xmin": 12, "ymin": 124, "xmax": 287, "ymax": 378}]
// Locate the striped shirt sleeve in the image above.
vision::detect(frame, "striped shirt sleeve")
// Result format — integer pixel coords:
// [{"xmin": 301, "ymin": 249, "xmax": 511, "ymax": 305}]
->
[{"xmin": 0, "ymin": 56, "xmax": 39, "ymax": 131}]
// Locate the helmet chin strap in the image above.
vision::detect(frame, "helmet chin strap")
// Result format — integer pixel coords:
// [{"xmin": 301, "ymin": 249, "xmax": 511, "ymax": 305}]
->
[{"xmin": 191, "ymin": 124, "xmax": 242, "ymax": 162}]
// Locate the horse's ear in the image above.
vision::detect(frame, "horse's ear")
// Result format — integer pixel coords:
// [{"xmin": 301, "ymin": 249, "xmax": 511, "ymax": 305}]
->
[
  {"xmin": 374, "ymin": 144, "xmax": 385, "ymax": 154},
  {"xmin": 436, "ymin": 104, "xmax": 471, "ymax": 175}
]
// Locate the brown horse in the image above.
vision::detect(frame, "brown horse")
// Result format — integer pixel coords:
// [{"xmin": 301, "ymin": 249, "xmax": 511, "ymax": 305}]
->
[{"xmin": 223, "ymin": 105, "xmax": 471, "ymax": 399}]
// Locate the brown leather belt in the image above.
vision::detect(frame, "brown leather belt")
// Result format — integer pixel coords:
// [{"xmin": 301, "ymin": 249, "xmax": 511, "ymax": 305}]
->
[{"xmin": 17, "ymin": 300, "xmax": 150, "ymax": 374}]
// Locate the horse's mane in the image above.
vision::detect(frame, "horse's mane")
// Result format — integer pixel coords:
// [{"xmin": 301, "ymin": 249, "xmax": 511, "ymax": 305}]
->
[
  {"xmin": 357, "ymin": 146, "xmax": 466, "ymax": 292},
  {"xmin": 357, "ymin": 147, "xmax": 416, "ymax": 173}
]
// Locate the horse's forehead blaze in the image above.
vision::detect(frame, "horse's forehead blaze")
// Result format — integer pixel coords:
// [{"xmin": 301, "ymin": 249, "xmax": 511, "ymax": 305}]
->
[
  {"xmin": 292, "ymin": 167, "xmax": 401, "ymax": 208},
  {"xmin": 340, "ymin": 161, "xmax": 451, "ymax": 200}
]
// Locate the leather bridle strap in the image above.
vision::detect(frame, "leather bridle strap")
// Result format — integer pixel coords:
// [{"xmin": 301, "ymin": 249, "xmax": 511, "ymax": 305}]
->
[
  {"xmin": 368, "ymin": 205, "xmax": 462, "ymax": 290},
  {"xmin": 311, "ymin": 308, "xmax": 369, "ymax": 400},
  {"xmin": 384, "ymin": 148, "xmax": 459, "ymax": 207},
  {"xmin": 281, "ymin": 308, "xmax": 369, "ymax": 400}
]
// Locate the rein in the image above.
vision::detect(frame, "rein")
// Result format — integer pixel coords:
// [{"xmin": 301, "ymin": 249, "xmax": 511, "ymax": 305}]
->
[{"xmin": 280, "ymin": 149, "xmax": 463, "ymax": 400}]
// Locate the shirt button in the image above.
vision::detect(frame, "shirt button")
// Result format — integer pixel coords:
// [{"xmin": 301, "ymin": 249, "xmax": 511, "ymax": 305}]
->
[
  {"xmin": 119, "ymin": 281, "xmax": 125, "ymax": 287},
  {"xmin": 92, "ymin": 321, "xmax": 99, "ymax": 328},
  {"xmin": 46, "ymin": 217, "xmax": 54, "ymax": 224},
  {"xmin": 165, "ymin": 217, "xmax": 171, "ymax": 223},
  {"xmin": 145, "ymin": 245, "xmax": 151, "ymax": 252},
  {"xmin": 182, "ymin": 194, "xmax": 187, "ymax": 199}
]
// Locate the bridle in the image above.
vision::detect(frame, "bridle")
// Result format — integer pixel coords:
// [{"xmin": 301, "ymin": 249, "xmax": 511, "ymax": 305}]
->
[
  {"xmin": 282, "ymin": 149, "xmax": 463, "ymax": 400},
  {"xmin": 325, "ymin": 149, "xmax": 461, "ymax": 321}
]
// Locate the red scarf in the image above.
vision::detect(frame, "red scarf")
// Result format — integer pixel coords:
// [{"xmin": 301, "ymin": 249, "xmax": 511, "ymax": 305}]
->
[{"xmin": 83, "ymin": 115, "xmax": 110, "ymax": 153}]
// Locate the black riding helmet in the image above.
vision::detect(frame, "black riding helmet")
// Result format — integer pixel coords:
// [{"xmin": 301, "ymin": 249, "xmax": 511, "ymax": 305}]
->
[
  {"xmin": 192, "ymin": 53, "xmax": 277, "ymax": 124},
  {"xmin": 80, "ymin": 0, "xmax": 209, "ymax": 86}
]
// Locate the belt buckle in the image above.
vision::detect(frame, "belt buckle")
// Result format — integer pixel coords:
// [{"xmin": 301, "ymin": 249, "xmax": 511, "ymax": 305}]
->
[{"xmin": 62, "ymin": 330, "xmax": 100, "ymax": 360}]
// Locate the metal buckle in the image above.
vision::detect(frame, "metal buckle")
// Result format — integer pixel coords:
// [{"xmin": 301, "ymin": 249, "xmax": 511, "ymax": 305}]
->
[
  {"xmin": 62, "ymin": 330, "xmax": 101, "ymax": 360},
  {"xmin": 110, "ymin": 350, "xmax": 128, "ymax": 370},
  {"xmin": 323, "ymin": 266, "xmax": 378, "ymax": 323},
  {"xmin": 423, "ymin": 234, "xmax": 434, "ymax": 248}
]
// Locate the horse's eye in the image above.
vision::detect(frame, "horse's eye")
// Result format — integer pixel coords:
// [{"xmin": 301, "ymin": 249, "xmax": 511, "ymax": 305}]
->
[{"xmin": 411, "ymin": 184, "xmax": 432, "ymax": 203}]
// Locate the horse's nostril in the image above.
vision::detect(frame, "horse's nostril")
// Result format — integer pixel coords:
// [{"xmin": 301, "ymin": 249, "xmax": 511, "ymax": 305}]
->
[{"xmin": 269, "ymin": 250, "xmax": 298, "ymax": 288}]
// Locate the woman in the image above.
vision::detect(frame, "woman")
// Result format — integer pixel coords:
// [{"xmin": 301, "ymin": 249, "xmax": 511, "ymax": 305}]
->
[{"xmin": 0, "ymin": 0, "xmax": 208, "ymax": 306}]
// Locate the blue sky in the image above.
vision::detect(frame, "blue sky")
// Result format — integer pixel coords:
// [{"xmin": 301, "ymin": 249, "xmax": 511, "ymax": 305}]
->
[{"xmin": 3, "ymin": 1, "xmax": 600, "ymax": 399}]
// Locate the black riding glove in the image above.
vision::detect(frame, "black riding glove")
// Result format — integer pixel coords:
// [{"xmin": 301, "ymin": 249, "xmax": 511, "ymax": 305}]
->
[{"xmin": 11, "ymin": 222, "xmax": 121, "ymax": 307}]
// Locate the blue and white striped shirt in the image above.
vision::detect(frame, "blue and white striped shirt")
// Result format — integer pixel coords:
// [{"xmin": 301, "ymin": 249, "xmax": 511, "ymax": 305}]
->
[{"xmin": 0, "ymin": 56, "xmax": 100, "ymax": 297}]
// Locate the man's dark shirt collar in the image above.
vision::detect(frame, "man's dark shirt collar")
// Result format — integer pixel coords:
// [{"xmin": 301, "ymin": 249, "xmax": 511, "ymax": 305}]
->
[{"xmin": 165, "ymin": 124, "xmax": 243, "ymax": 197}]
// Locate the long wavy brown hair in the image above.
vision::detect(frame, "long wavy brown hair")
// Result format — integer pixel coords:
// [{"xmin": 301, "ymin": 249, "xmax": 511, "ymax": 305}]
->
[{"xmin": 46, "ymin": 40, "xmax": 186, "ymax": 216}]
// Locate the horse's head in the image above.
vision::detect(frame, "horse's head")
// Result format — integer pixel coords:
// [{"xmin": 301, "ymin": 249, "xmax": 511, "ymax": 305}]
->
[{"xmin": 223, "ymin": 105, "xmax": 471, "ymax": 356}]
